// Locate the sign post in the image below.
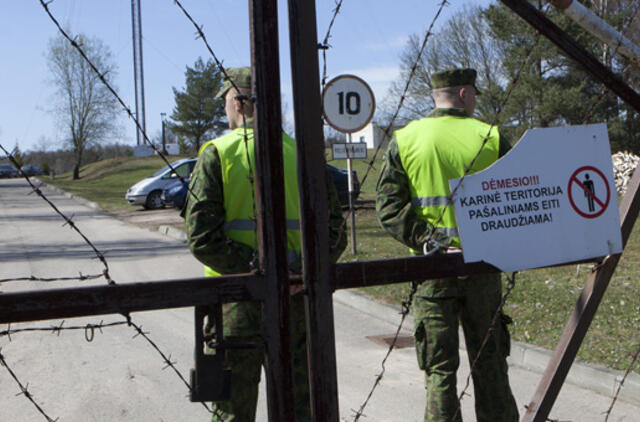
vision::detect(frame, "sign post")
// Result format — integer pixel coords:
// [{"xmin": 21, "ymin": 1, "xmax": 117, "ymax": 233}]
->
[
  {"xmin": 450, "ymin": 124, "xmax": 622, "ymax": 272},
  {"xmin": 322, "ymin": 74, "xmax": 375, "ymax": 254}
]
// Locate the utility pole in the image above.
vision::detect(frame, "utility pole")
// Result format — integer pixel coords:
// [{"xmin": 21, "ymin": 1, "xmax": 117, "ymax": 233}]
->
[
  {"xmin": 160, "ymin": 112, "xmax": 167, "ymax": 155},
  {"xmin": 131, "ymin": 0, "xmax": 146, "ymax": 145}
]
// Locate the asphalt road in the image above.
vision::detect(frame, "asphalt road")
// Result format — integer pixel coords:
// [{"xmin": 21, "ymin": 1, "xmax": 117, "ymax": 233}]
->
[{"xmin": 1, "ymin": 178, "xmax": 638, "ymax": 421}]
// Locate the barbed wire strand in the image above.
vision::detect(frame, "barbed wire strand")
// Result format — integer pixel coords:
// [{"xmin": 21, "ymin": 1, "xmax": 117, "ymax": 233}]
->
[
  {"xmin": 351, "ymin": 280, "xmax": 419, "ymax": 421},
  {"xmin": 352, "ymin": 5, "xmax": 546, "ymax": 418},
  {"xmin": 0, "ymin": 272, "xmax": 104, "ymax": 284},
  {"xmin": 33, "ymin": 2, "xmax": 241, "ymax": 418},
  {"xmin": 125, "ymin": 318, "xmax": 216, "ymax": 415},
  {"xmin": 319, "ymin": 0, "xmax": 346, "ymax": 88},
  {"xmin": 0, "ymin": 350, "xmax": 58, "ymax": 422},
  {"xmin": 602, "ymin": 341, "xmax": 640, "ymax": 422},
  {"xmin": 358, "ymin": 0, "xmax": 449, "ymax": 189},
  {"xmin": 452, "ymin": 272, "xmax": 517, "ymax": 421},
  {"xmin": 37, "ymin": 0, "xmax": 195, "ymax": 201},
  {"xmin": 424, "ymin": 30, "xmax": 544, "ymax": 241},
  {"xmin": 172, "ymin": 0, "xmax": 260, "ymax": 267},
  {"xmin": 0, "ymin": 320, "xmax": 128, "ymax": 341},
  {"xmin": 0, "ymin": 143, "xmax": 114, "ymax": 285}
]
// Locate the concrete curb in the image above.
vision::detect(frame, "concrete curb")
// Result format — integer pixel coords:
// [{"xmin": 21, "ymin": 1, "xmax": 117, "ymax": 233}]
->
[
  {"xmin": 158, "ymin": 224, "xmax": 187, "ymax": 242},
  {"xmin": 334, "ymin": 289, "xmax": 640, "ymax": 407},
  {"xmin": 40, "ymin": 183, "xmax": 639, "ymax": 407},
  {"xmin": 37, "ymin": 180, "xmax": 100, "ymax": 210}
]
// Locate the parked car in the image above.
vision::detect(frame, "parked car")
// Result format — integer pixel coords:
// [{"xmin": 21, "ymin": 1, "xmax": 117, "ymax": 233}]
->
[
  {"xmin": 160, "ymin": 164, "xmax": 359, "ymax": 210},
  {"xmin": 125, "ymin": 158, "xmax": 197, "ymax": 209},
  {"xmin": 19, "ymin": 165, "xmax": 44, "ymax": 176},
  {"xmin": 161, "ymin": 177, "xmax": 190, "ymax": 209},
  {"xmin": 0, "ymin": 164, "xmax": 18, "ymax": 178},
  {"xmin": 327, "ymin": 164, "xmax": 360, "ymax": 207}
]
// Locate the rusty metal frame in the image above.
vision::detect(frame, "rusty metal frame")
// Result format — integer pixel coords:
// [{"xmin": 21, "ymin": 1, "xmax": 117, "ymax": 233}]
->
[
  {"xmin": 2, "ymin": 1, "xmax": 640, "ymax": 421},
  {"xmin": 497, "ymin": 1, "xmax": 640, "ymax": 421}
]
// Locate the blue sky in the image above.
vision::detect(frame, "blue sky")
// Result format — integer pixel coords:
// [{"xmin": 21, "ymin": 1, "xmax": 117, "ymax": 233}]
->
[{"xmin": 0, "ymin": 0, "xmax": 491, "ymax": 152}]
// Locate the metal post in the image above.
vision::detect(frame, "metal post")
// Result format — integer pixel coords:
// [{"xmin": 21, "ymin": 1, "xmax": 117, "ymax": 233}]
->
[
  {"xmin": 523, "ymin": 165, "xmax": 640, "ymax": 421},
  {"xmin": 499, "ymin": 0, "xmax": 640, "ymax": 111},
  {"xmin": 287, "ymin": 0, "xmax": 341, "ymax": 420},
  {"xmin": 346, "ymin": 133, "xmax": 357, "ymax": 255},
  {"xmin": 550, "ymin": 0, "xmax": 640, "ymax": 70},
  {"xmin": 130, "ymin": 0, "xmax": 141, "ymax": 145},
  {"xmin": 248, "ymin": 0, "xmax": 296, "ymax": 421},
  {"xmin": 160, "ymin": 112, "xmax": 167, "ymax": 155},
  {"xmin": 136, "ymin": 0, "xmax": 146, "ymax": 140},
  {"xmin": 494, "ymin": 1, "xmax": 640, "ymax": 420}
]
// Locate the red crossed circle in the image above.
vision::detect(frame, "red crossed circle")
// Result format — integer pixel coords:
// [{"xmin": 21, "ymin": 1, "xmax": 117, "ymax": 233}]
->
[{"xmin": 567, "ymin": 166, "xmax": 610, "ymax": 218}]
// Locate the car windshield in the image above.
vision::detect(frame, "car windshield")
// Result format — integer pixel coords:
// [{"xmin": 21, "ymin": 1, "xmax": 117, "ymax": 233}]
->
[{"xmin": 152, "ymin": 165, "xmax": 171, "ymax": 177}]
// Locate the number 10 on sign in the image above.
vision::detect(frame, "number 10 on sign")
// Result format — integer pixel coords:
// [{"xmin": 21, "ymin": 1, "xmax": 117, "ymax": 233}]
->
[{"xmin": 322, "ymin": 75, "xmax": 376, "ymax": 255}]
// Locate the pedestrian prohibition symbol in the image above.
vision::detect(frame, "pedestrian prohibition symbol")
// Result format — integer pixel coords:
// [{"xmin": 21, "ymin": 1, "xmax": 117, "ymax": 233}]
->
[{"xmin": 567, "ymin": 166, "xmax": 610, "ymax": 218}]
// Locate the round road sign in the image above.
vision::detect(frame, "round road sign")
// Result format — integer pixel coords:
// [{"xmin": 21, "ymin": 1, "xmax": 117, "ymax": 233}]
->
[
  {"xmin": 567, "ymin": 165, "xmax": 610, "ymax": 218},
  {"xmin": 322, "ymin": 74, "xmax": 375, "ymax": 133}
]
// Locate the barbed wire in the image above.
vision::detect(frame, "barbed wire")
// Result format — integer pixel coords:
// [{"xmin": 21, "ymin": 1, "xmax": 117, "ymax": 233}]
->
[
  {"xmin": 0, "ymin": 143, "xmax": 113, "ymax": 285},
  {"xmin": 358, "ymin": 0, "xmax": 449, "ymax": 189},
  {"xmin": 351, "ymin": 4, "xmax": 546, "ymax": 419},
  {"xmin": 0, "ymin": 350, "xmax": 58, "ymax": 422},
  {"xmin": 172, "ymin": 0, "xmax": 260, "ymax": 267},
  {"xmin": 0, "ymin": 273, "xmax": 104, "ymax": 284},
  {"xmin": 319, "ymin": 0, "xmax": 346, "ymax": 89},
  {"xmin": 602, "ymin": 340, "xmax": 640, "ymax": 422},
  {"xmin": 28, "ymin": 2, "xmax": 241, "ymax": 418},
  {"xmin": 423, "ymin": 30, "xmax": 544, "ymax": 242},
  {"xmin": 37, "ymin": 0, "xmax": 195, "ymax": 201},
  {"xmin": 125, "ymin": 317, "xmax": 215, "ymax": 415},
  {"xmin": 0, "ymin": 320, "xmax": 128, "ymax": 342},
  {"xmin": 351, "ymin": 280, "xmax": 419, "ymax": 421},
  {"xmin": 452, "ymin": 272, "xmax": 517, "ymax": 420}
]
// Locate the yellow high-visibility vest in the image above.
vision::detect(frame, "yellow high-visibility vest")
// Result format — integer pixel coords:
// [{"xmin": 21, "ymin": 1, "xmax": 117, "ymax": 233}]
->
[
  {"xmin": 199, "ymin": 128, "xmax": 301, "ymax": 276},
  {"xmin": 395, "ymin": 114, "xmax": 500, "ymax": 250}
]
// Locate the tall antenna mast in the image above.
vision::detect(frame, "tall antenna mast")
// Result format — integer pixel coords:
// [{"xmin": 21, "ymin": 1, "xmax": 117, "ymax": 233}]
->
[{"xmin": 131, "ymin": 0, "xmax": 146, "ymax": 145}]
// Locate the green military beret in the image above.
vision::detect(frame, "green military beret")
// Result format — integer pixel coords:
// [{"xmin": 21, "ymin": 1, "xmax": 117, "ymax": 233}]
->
[
  {"xmin": 216, "ymin": 66, "xmax": 252, "ymax": 98},
  {"xmin": 431, "ymin": 68, "xmax": 481, "ymax": 95}
]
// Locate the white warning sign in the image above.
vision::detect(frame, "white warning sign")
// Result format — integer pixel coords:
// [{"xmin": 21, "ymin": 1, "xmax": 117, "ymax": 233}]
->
[{"xmin": 450, "ymin": 124, "xmax": 622, "ymax": 273}]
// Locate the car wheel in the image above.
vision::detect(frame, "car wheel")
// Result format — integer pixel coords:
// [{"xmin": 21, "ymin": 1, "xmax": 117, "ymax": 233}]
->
[{"xmin": 144, "ymin": 190, "xmax": 164, "ymax": 210}]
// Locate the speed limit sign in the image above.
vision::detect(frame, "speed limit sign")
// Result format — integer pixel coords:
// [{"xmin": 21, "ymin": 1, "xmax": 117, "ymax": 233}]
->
[{"xmin": 322, "ymin": 74, "xmax": 376, "ymax": 133}]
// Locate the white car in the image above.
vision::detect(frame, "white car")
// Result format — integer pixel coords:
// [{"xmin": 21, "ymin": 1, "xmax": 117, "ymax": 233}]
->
[{"xmin": 125, "ymin": 158, "xmax": 197, "ymax": 209}]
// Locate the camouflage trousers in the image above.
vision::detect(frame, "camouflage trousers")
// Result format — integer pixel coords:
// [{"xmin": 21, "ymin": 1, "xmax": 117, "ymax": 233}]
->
[
  {"xmin": 412, "ymin": 273, "xmax": 519, "ymax": 422},
  {"xmin": 210, "ymin": 295, "xmax": 310, "ymax": 422}
]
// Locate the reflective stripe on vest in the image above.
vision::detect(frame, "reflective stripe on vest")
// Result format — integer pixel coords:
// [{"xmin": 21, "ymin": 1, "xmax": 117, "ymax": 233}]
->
[
  {"xmin": 199, "ymin": 128, "xmax": 302, "ymax": 277},
  {"xmin": 395, "ymin": 114, "xmax": 499, "ymax": 250}
]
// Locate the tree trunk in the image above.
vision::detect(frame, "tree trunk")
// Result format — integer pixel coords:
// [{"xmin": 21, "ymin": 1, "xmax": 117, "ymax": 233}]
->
[{"xmin": 73, "ymin": 164, "xmax": 80, "ymax": 180}]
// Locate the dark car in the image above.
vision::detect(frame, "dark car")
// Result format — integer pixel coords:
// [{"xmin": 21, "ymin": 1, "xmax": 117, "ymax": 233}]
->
[
  {"xmin": 161, "ymin": 177, "xmax": 190, "ymax": 209},
  {"xmin": 20, "ymin": 165, "xmax": 44, "ymax": 176},
  {"xmin": 327, "ymin": 164, "xmax": 360, "ymax": 207},
  {"xmin": 162, "ymin": 165, "xmax": 360, "ymax": 209},
  {"xmin": 0, "ymin": 164, "xmax": 18, "ymax": 178}
]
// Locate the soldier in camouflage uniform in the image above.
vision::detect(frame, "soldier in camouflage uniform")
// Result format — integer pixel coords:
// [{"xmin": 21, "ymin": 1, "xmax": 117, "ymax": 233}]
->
[
  {"xmin": 376, "ymin": 68, "xmax": 519, "ymax": 421},
  {"xmin": 184, "ymin": 67, "xmax": 347, "ymax": 421}
]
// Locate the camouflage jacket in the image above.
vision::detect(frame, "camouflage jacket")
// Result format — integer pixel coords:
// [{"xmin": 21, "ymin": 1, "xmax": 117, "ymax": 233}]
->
[
  {"xmin": 183, "ymin": 132, "xmax": 347, "ymax": 275},
  {"xmin": 376, "ymin": 108, "xmax": 511, "ymax": 252}
]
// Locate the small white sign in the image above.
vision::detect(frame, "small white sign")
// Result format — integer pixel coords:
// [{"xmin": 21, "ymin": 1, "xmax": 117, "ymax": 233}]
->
[
  {"xmin": 450, "ymin": 124, "xmax": 622, "ymax": 273},
  {"xmin": 322, "ymin": 74, "xmax": 375, "ymax": 133},
  {"xmin": 332, "ymin": 142, "xmax": 367, "ymax": 159}
]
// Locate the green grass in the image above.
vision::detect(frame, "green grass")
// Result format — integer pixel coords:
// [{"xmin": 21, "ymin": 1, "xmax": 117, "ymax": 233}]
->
[{"xmin": 47, "ymin": 151, "xmax": 640, "ymax": 372}]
